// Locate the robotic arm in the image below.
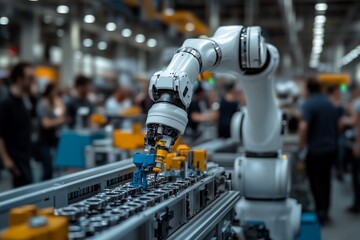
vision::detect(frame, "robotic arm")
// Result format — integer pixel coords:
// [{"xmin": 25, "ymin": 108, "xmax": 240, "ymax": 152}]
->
[
  {"xmin": 145, "ymin": 26, "xmax": 280, "ymax": 172},
  {"xmin": 143, "ymin": 26, "xmax": 301, "ymax": 239}
]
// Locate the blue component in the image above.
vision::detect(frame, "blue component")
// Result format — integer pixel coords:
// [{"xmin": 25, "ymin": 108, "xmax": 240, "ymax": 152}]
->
[
  {"xmin": 131, "ymin": 153, "xmax": 156, "ymax": 189},
  {"xmin": 55, "ymin": 130, "xmax": 105, "ymax": 168},
  {"xmin": 296, "ymin": 212, "xmax": 321, "ymax": 240}
]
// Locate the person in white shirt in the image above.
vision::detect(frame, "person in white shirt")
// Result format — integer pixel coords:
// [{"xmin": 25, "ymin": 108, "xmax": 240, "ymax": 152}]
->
[{"xmin": 105, "ymin": 87, "xmax": 132, "ymax": 116}]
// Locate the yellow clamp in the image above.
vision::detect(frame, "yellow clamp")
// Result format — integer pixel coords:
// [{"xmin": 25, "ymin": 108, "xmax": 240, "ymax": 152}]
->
[
  {"xmin": 2, "ymin": 205, "xmax": 68, "ymax": 240},
  {"xmin": 191, "ymin": 149, "xmax": 207, "ymax": 172}
]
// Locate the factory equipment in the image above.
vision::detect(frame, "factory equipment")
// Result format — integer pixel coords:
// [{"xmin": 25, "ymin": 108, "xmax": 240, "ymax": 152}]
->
[
  {"xmin": 0, "ymin": 25, "xmax": 317, "ymax": 240},
  {"xmin": 144, "ymin": 25, "xmax": 301, "ymax": 239}
]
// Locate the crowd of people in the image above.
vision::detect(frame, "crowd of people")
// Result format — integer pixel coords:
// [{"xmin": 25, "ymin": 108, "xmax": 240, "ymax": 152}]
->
[
  {"xmin": 1, "ymin": 62, "xmax": 360, "ymax": 229},
  {"xmin": 0, "ymin": 62, "xmax": 245, "ymax": 189},
  {"xmin": 0, "ymin": 62, "xmax": 144, "ymax": 188},
  {"xmin": 297, "ymin": 78, "xmax": 360, "ymax": 225}
]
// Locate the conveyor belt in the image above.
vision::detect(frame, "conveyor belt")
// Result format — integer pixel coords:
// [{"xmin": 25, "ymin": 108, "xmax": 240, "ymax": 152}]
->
[{"xmin": 0, "ymin": 159, "xmax": 135, "ymax": 228}]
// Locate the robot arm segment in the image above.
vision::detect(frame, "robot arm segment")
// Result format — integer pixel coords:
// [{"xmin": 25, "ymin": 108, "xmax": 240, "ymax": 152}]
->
[{"xmin": 145, "ymin": 25, "xmax": 277, "ymax": 172}]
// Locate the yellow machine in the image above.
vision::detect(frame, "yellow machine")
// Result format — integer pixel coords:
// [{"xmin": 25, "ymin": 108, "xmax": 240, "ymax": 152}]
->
[
  {"xmin": 165, "ymin": 144, "xmax": 207, "ymax": 172},
  {"xmin": 2, "ymin": 205, "xmax": 68, "ymax": 240},
  {"xmin": 317, "ymin": 73, "xmax": 350, "ymax": 85},
  {"xmin": 113, "ymin": 123, "xmax": 145, "ymax": 151}
]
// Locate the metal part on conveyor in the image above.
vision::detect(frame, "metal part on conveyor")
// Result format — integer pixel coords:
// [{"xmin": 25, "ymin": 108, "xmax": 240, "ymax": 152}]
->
[
  {"xmin": 90, "ymin": 165, "xmax": 230, "ymax": 240},
  {"xmin": 0, "ymin": 159, "xmax": 135, "ymax": 229},
  {"xmin": 167, "ymin": 191, "xmax": 240, "ymax": 240}
]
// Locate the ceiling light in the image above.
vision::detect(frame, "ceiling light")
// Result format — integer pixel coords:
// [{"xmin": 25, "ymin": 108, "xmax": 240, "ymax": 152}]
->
[
  {"xmin": 147, "ymin": 38, "xmax": 157, "ymax": 48},
  {"xmin": 313, "ymin": 28, "xmax": 324, "ymax": 34},
  {"xmin": 43, "ymin": 15, "xmax": 52, "ymax": 24},
  {"xmin": 56, "ymin": 29, "xmax": 64, "ymax": 37},
  {"xmin": 29, "ymin": 0, "xmax": 39, "ymax": 2},
  {"xmin": 0, "ymin": 17, "xmax": 9, "ymax": 25},
  {"xmin": 313, "ymin": 46, "xmax": 323, "ymax": 53},
  {"xmin": 84, "ymin": 14, "xmax": 95, "ymax": 23},
  {"xmin": 313, "ymin": 39, "xmax": 324, "ymax": 45},
  {"xmin": 185, "ymin": 22, "xmax": 195, "ymax": 32},
  {"xmin": 98, "ymin": 41, "xmax": 107, "ymax": 50},
  {"xmin": 106, "ymin": 22, "xmax": 116, "ymax": 31},
  {"xmin": 83, "ymin": 38, "xmax": 93, "ymax": 47},
  {"xmin": 314, "ymin": 21, "xmax": 324, "ymax": 28},
  {"xmin": 315, "ymin": 3, "xmax": 328, "ymax": 11},
  {"xmin": 135, "ymin": 34, "xmax": 145, "ymax": 43},
  {"xmin": 315, "ymin": 15, "xmax": 326, "ymax": 24},
  {"xmin": 313, "ymin": 31, "xmax": 324, "ymax": 37},
  {"xmin": 57, "ymin": 5, "xmax": 69, "ymax": 14},
  {"xmin": 121, "ymin": 28, "xmax": 132, "ymax": 37}
]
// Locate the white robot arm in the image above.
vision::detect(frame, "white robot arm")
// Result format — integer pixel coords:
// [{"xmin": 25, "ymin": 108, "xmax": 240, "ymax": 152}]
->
[
  {"xmin": 145, "ymin": 25, "xmax": 301, "ymax": 240},
  {"xmin": 145, "ymin": 25, "xmax": 280, "ymax": 160}
]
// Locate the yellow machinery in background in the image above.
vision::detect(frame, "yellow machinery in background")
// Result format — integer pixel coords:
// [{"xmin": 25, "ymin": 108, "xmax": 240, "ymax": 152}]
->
[
  {"xmin": 2, "ymin": 205, "xmax": 68, "ymax": 240},
  {"xmin": 317, "ymin": 73, "xmax": 350, "ymax": 86},
  {"xmin": 113, "ymin": 123, "xmax": 145, "ymax": 151}
]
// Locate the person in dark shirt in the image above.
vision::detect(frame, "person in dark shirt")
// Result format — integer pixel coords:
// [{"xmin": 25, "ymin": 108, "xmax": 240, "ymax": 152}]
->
[
  {"xmin": 186, "ymin": 85, "xmax": 218, "ymax": 138},
  {"xmin": 66, "ymin": 75, "xmax": 95, "ymax": 129},
  {"xmin": 298, "ymin": 78, "xmax": 338, "ymax": 224},
  {"xmin": 36, "ymin": 83, "xmax": 66, "ymax": 180},
  {"xmin": 218, "ymin": 82, "xmax": 239, "ymax": 138},
  {"xmin": 0, "ymin": 62, "xmax": 35, "ymax": 188},
  {"xmin": 327, "ymin": 85, "xmax": 345, "ymax": 181}
]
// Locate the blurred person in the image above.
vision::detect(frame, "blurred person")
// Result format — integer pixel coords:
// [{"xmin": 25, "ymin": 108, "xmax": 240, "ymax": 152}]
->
[
  {"xmin": 218, "ymin": 82, "xmax": 240, "ymax": 138},
  {"xmin": 105, "ymin": 87, "xmax": 132, "ymax": 116},
  {"xmin": 347, "ymin": 93, "xmax": 360, "ymax": 213},
  {"xmin": 186, "ymin": 84, "xmax": 218, "ymax": 138},
  {"xmin": 0, "ymin": 62, "xmax": 35, "ymax": 188},
  {"xmin": 134, "ymin": 79, "xmax": 153, "ymax": 114},
  {"xmin": 327, "ymin": 85, "xmax": 346, "ymax": 180},
  {"xmin": 66, "ymin": 75, "xmax": 95, "ymax": 129},
  {"xmin": 298, "ymin": 78, "xmax": 338, "ymax": 224},
  {"xmin": 0, "ymin": 78, "xmax": 8, "ymax": 101},
  {"xmin": 36, "ymin": 83, "xmax": 65, "ymax": 180}
]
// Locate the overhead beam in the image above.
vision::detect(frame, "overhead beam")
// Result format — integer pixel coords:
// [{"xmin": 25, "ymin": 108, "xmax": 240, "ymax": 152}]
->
[
  {"xmin": 278, "ymin": 0, "xmax": 304, "ymax": 75},
  {"xmin": 244, "ymin": 0, "xmax": 258, "ymax": 26}
]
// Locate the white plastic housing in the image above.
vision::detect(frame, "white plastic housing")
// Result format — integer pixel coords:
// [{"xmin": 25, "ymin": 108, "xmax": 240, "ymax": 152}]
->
[
  {"xmin": 235, "ymin": 198, "xmax": 301, "ymax": 240},
  {"xmin": 233, "ymin": 156, "xmax": 290, "ymax": 199},
  {"xmin": 146, "ymin": 103, "xmax": 188, "ymax": 134}
]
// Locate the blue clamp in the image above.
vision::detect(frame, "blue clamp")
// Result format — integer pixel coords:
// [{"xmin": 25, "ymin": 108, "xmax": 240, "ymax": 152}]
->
[{"xmin": 131, "ymin": 153, "xmax": 156, "ymax": 189}]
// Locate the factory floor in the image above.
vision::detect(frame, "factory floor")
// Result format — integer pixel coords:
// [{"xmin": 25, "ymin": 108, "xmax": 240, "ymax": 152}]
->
[
  {"xmin": 0, "ymin": 163, "xmax": 360, "ymax": 239},
  {"xmin": 322, "ymin": 174, "xmax": 360, "ymax": 239}
]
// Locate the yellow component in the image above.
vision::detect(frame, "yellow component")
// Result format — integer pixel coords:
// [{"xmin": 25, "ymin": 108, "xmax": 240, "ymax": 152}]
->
[
  {"xmin": 121, "ymin": 106, "xmax": 141, "ymax": 117},
  {"xmin": 156, "ymin": 140, "xmax": 166, "ymax": 147},
  {"xmin": 192, "ymin": 149, "xmax": 207, "ymax": 172},
  {"xmin": 165, "ymin": 153, "xmax": 177, "ymax": 171},
  {"xmin": 3, "ymin": 206, "xmax": 68, "ymax": 240},
  {"xmin": 172, "ymin": 156, "xmax": 186, "ymax": 170},
  {"xmin": 317, "ymin": 73, "xmax": 350, "ymax": 85},
  {"xmin": 2, "ymin": 216, "xmax": 68, "ymax": 240},
  {"xmin": 198, "ymin": 71, "xmax": 213, "ymax": 81},
  {"xmin": 113, "ymin": 126, "xmax": 145, "ymax": 151},
  {"xmin": 177, "ymin": 144, "xmax": 190, "ymax": 158},
  {"xmin": 90, "ymin": 113, "xmax": 107, "ymax": 125},
  {"xmin": 171, "ymin": 137, "xmax": 182, "ymax": 151},
  {"xmin": 35, "ymin": 66, "xmax": 58, "ymax": 83},
  {"xmin": 132, "ymin": 123, "xmax": 142, "ymax": 134},
  {"xmin": 9, "ymin": 205, "xmax": 37, "ymax": 227},
  {"xmin": 37, "ymin": 208, "xmax": 54, "ymax": 217},
  {"xmin": 153, "ymin": 148, "xmax": 168, "ymax": 172}
]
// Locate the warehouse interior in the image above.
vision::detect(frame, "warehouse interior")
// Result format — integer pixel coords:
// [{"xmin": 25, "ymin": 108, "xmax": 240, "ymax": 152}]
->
[{"xmin": 0, "ymin": 0, "xmax": 360, "ymax": 239}]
